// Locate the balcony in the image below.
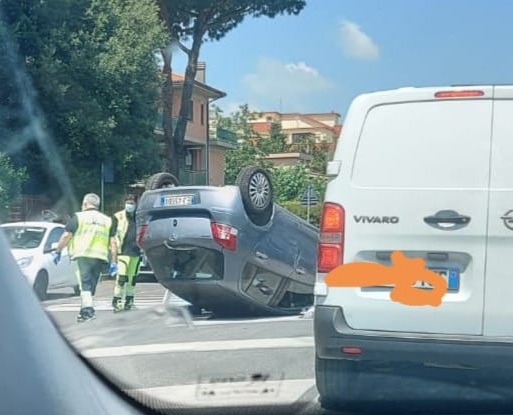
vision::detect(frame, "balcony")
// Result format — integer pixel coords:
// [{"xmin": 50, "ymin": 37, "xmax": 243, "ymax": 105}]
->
[
  {"xmin": 210, "ymin": 127, "xmax": 237, "ymax": 149},
  {"xmin": 179, "ymin": 169, "xmax": 207, "ymax": 186}
]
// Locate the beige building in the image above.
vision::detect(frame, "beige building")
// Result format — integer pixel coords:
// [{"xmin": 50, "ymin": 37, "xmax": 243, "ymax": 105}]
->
[
  {"xmin": 156, "ymin": 63, "xmax": 237, "ymax": 186},
  {"xmin": 248, "ymin": 111, "xmax": 342, "ymax": 153}
]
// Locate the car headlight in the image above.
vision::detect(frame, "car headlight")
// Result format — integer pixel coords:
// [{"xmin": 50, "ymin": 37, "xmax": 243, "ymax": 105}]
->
[{"xmin": 17, "ymin": 257, "xmax": 34, "ymax": 269}]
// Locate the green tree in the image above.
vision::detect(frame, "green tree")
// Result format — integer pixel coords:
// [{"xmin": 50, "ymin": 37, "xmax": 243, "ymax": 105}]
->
[
  {"xmin": 256, "ymin": 122, "xmax": 288, "ymax": 154},
  {"xmin": 270, "ymin": 163, "xmax": 309, "ymax": 203},
  {"xmin": 224, "ymin": 141, "xmax": 271, "ymax": 185},
  {"xmin": 310, "ymin": 141, "xmax": 332, "ymax": 174},
  {"xmin": 215, "ymin": 104, "xmax": 271, "ymax": 184},
  {"xmin": 0, "ymin": 0, "xmax": 167, "ymax": 203},
  {"xmin": 156, "ymin": 0, "xmax": 307, "ymax": 179},
  {"xmin": 0, "ymin": 153, "xmax": 27, "ymax": 219}
]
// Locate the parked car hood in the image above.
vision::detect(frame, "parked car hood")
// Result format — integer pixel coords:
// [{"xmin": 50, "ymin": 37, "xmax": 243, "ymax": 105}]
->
[{"xmin": 9, "ymin": 248, "xmax": 40, "ymax": 260}]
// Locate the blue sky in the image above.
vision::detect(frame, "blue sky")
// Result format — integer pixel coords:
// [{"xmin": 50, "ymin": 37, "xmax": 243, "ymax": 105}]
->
[{"xmin": 172, "ymin": 0, "xmax": 513, "ymax": 119}]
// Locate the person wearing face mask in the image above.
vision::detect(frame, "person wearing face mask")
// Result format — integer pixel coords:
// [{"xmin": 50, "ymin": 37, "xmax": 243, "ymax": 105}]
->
[{"xmin": 111, "ymin": 194, "xmax": 142, "ymax": 312}]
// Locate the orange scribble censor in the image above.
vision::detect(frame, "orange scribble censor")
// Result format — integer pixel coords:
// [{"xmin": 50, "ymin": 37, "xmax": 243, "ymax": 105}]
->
[{"xmin": 325, "ymin": 251, "xmax": 448, "ymax": 307}]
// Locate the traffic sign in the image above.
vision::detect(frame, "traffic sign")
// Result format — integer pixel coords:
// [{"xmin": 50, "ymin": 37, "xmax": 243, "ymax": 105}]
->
[{"xmin": 299, "ymin": 185, "xmax": 319, "ymax": 206}]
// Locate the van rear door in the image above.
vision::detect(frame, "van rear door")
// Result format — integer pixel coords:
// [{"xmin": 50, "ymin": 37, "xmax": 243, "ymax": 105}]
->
[
  {"xmin": 322, "ymin": 87, "xmax": 493, "ymax": 335},
  {"xmin": 483, "ymin": 86, "xmax": 513, "ymax": 337}
]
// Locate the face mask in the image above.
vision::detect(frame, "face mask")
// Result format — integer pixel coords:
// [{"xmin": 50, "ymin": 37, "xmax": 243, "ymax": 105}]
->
[{"xmin": 125, "ymin": 203, "xmax": 136, "ymax": 213}]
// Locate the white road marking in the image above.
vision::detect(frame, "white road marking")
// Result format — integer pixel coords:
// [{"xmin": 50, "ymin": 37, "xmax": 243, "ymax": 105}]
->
[
  {"xmin": 45, "ymin": 301, "xmax": 309, "ymax": 324},
  {"xmin": 82, "ymin": 336, "xmax": 314, "ymax": 359},
  {"xmin": 126, "ymin": 378, "xmax": 316, "ymax": 408},
  {"xmin": 193, "ymin": 315, "xmax": 305, "ymax": 326},
  {"xmin": 44, "ymin": 297, "xmax": 168, "ymax": 312}
]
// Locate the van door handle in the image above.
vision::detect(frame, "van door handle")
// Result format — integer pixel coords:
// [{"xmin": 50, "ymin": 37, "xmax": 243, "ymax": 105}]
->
[
  {"xmin": 295, "ymin": 267, "xmax": 306, "ymax": 275},
  {"xmin": 424, "ymin": 210, "xmax": 470, "ymax": 231},
  {"xmin": 256, "ymin": 252, "xmax": 268, "ymax": 261}
]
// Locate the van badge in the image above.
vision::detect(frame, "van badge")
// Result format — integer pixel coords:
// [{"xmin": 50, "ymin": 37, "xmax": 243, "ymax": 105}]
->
[
  {"xmin": 354, "ymin": 215, "xmax": 399, "ymax": 224},
  {"xmin": 501, "ymin": 210, "xmax": 513, "ymax": 231}
]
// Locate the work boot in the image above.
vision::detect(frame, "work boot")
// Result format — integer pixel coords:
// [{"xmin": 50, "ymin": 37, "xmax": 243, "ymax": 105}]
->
[
  {"xmin": 124, "ymin": 296, "xmax": 136, "ymax": 311},
  {"xmin": 112, "ymin": 297, "xmax": 124, "ymax": 313},
  {"xmin": 77, "ymin": 307, "xmax": 96, "ymax": 323}
]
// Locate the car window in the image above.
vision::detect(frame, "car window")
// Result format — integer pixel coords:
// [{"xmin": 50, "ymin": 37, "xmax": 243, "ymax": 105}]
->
[
  {"xmin": 241, "ymin": 263, "xmax": 283, "ymax": 305},
  {"xmin": 1, "ymin": 227, "xmax": 46, "ymax": 249},
  {"xmin": 164, "ymin": 247, "xmax": 224, "ymax": 280},
  {"xmin": 44, "ymin": 227, "xmax": 64, "ymax": 252}
]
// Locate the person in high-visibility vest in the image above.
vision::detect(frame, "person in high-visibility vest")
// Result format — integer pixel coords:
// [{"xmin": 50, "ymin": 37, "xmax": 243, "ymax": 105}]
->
[
  {"xmin": 53, "ymin": 193, "xmax": 118, "ymax": 322},
  {"xmin": 111, "ymin": 194, "xmax": 142, "ymax": 312}
]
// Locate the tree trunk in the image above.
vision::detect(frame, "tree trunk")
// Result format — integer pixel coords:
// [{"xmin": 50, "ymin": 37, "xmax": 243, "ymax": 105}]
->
[
  {"xmin": 172, "ymin": 29, "xmax": 204, "ymax": 183},
  {"xmin": 161, "ymin": 46, "xmax": 176, "ymax": 175}
]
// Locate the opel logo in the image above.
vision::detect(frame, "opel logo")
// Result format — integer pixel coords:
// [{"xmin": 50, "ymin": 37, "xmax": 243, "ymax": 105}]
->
[{"xmin": 501, "ymin": 210, "xmax": 513, "ymax": 230}]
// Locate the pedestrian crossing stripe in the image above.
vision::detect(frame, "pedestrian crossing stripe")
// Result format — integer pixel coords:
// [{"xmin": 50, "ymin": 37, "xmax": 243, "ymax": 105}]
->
[
  {"xmin": 82, "ymin": 336, "xmax": 314, "ymax": 358},
  {"xmin": 45, "ymin": 302, "xmax": 166, "ymax": 312}
]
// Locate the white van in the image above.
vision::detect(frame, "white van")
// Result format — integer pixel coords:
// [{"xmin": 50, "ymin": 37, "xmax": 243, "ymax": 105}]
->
[{"xmin": 314, "ymin": 85, "xmax": 513, "ymax": 411}]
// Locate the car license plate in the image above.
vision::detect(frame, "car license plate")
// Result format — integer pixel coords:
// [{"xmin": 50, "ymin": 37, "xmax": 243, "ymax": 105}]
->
[
  {"xmin": 161, "ymin": 194, "xmax": 194, "ymax": 207},
  {"xmin": 415, "ymin": 269, "xmax": 460, "ymax": 291}
]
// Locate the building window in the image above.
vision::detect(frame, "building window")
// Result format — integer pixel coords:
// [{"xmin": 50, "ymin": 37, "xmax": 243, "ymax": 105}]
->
[
  {"xmin": 188, "ymin": 100, "xmax": 194, "ymax": 121},
  {"xmin": 292, "ymin": 133, "xmax": 309, "ymax": 143},
  {"xmin": 200, "ymin": 104, "xmax": 205, "ymax": 125},
  {"xmin": 185, "ymin": 149, "xmax": 193, "ymax": 167}
]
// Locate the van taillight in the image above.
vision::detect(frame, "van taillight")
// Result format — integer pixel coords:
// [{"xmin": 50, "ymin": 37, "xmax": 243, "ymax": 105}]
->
[
  {"xmin": 211, "ymin": 223, "xmax": 238, "ymax": 251},
  {"xmin": 317, "ymin": 203, "xmax": 345, "ymax": 273}
]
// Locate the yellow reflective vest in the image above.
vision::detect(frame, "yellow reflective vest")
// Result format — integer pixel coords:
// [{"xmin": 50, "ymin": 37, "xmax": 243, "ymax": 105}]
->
[
  {"xmin": 114, "ymin": 210, "xmax": 129, "ymax": 255},
  {"xmin": 69, "ymin": 210, "xmax": 112, "ymax": 261}
]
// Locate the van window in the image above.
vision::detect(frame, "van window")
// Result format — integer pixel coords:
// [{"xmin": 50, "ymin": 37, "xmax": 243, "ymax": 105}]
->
[{"xmin": 352, "ymin": 100, "xmax": 492, "ymax": 189}]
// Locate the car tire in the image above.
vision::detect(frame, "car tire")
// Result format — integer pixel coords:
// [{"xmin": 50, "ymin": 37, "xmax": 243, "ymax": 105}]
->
[
  {"xmin": 33, "ymin": 271, "xmax": 49, "ymax": 301},
  {"xmin": 146, "ymin": 172, "xmax": 180, "ymax": 190},
  {"xmin": 315, "ymin": 356, "xmax": 353, "ymax": 411},
  {"xmin": 235, "ymin": 166, "xmax": 273, "ymax": 226},
  {"xmin": 73, "ymin": 285, "xmax": 81, "ymax": 296}
]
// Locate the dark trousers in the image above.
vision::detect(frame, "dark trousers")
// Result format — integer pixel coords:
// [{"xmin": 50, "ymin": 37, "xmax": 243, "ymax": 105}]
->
[{"xmin": 74, "ymin": 257, "xmax": 106, "ymax": 313}]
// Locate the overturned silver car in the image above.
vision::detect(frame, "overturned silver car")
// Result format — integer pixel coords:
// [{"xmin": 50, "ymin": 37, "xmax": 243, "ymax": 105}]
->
[{"xmin": 136, "ymin": 167, "xmax": 317, "ymax": 317}]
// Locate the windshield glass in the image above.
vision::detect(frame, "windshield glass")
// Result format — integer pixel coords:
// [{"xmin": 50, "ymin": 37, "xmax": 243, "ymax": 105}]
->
[
  {"xmin": 2, "ymin": 226, "xmax": 46, "ymax": 249},
  {"xmin": 2, "ymin": 1, "xmax": 512, "ymax": 414}
]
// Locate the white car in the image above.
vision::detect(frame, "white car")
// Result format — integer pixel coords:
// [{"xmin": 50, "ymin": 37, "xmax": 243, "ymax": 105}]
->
[
  {"xmin": 315, "ymin": 85, "xmax": 513, "ymax": 411},
  {"xmin": 1, "ymin": 221, "xmax": 78, "ymax": 300}
]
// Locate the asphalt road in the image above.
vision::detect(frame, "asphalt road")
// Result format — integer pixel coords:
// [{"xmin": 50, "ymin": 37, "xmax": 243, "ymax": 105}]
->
[{"xmin": 42, "ymin": 280, "xmax": 335, "ymax": 415}]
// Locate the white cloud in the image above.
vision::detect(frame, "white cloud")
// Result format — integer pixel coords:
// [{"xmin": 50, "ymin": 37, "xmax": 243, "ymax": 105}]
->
[
  {"xmin": 340, "ymin": 20, "xmax": 379, "ymax": 61},
  {"xmin": 241, "ymin": 57, "xmax": 333, "ymax": 111}
]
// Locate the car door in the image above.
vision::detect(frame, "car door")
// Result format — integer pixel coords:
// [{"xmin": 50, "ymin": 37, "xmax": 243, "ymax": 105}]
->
[
  {"xmin": 252, "ymin": 206, "xmax": 297, "ymax": 279},
  {"xmin": 483, "ymin": 88, "xmax": 513, "ymax": 336},
  {"xmin": 44, "ymin": 226, "xmax": 71, "ymax": 287}
]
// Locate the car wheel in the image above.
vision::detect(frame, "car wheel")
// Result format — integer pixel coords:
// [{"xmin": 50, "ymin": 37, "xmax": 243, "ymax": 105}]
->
[
  {"xmin": 235, "ymin": 166, "xmax": 273, "ymax": 226},
  {"xmin": 315, "ymin": 356, "xmax": 353, "ymax": 411},
  {"xmin": 33, "ymin": 271, "xmax": 49, "ymax": 301},
  {"xmin": 146, "ymin": 172, "xmax": 180, "ymax": 190},
  {"xmin": 73, "ymin": 285, "xmax": 81, "ymax": 296}
]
